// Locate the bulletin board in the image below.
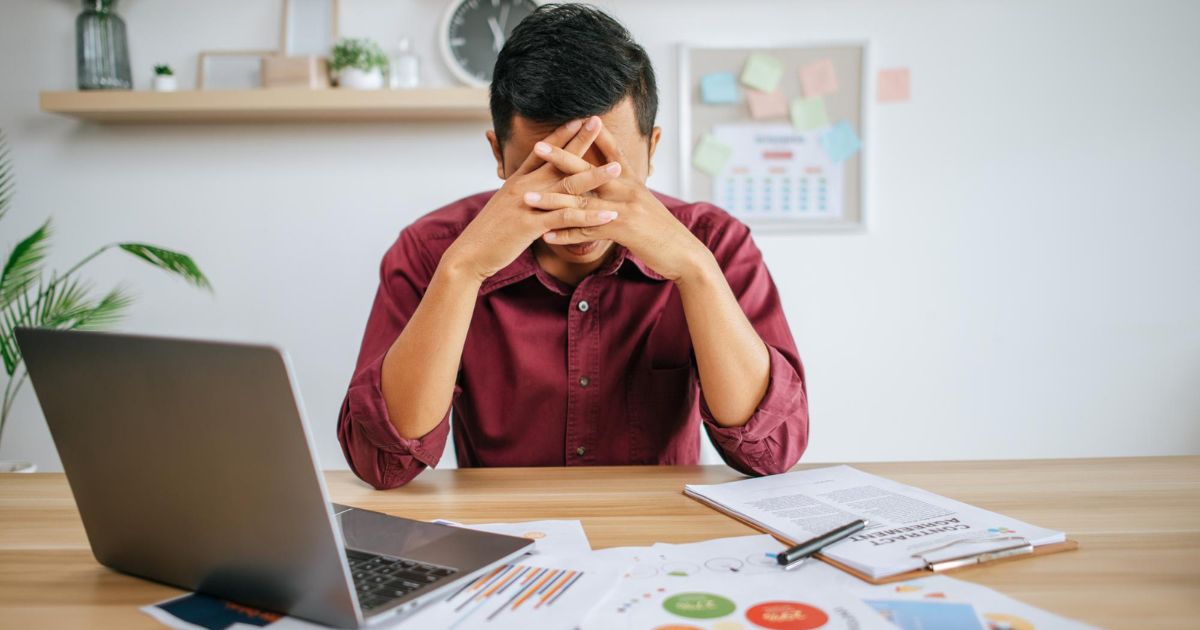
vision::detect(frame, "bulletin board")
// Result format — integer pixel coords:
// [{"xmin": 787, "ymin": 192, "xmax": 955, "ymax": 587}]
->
[{"xmin": 679, "ymin": 42, "xmax": 869, "ymax": 231}]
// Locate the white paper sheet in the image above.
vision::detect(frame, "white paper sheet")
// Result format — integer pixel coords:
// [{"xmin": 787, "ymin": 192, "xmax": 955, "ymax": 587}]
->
[
  {"xmin": 686, "ymin": 465, "xmax": 1066, "ymax": 579},
  {"xmin": 433, "ymin": 519, "xmax": 592, "ymax": 557},
  {"xmin": 398, "ymin": 553, "xmax": 626, "ymax": 630},
  {"xmin": 710, "ymin": 122, "xmax": 846, "ymax": 220},
  {"xmin": 584, "ymin": 535, "xmax": 891, "ymax": 629}
]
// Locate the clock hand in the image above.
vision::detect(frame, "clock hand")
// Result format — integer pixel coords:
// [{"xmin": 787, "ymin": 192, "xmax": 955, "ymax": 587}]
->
[
  {"xmin": 487, "ymin": 16, "xmax": 506, "ymax": 53},
  {"xmin": 499, "ymin": 3, "xmax": 510, "ymax": 29}
]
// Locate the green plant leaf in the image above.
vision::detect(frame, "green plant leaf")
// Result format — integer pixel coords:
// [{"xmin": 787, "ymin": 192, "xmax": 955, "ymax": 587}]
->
[
  {"xmin": 117, "ymin": 243, "xmax": 212, "ymax": 290},
  {"xmin": 1, "ymin": 219, "xmax": 51, "ymax": 303},
  {"xmin": 75, "ymin": 287, "xmax": 133, "ymax": 330},
  {"xmin": 0, "ymin": 132, "xmax": 12, "ymax": 222}
]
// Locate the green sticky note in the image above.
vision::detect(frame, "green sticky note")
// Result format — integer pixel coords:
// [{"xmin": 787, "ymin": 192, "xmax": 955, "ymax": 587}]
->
[
  {"xmin": 692, "ymin": 134, "xmax": 732, "ymax": 176},
  {"xmin": 740, "ymin": 53, "xmax": 784, "ymax": 93},
  {"xmin": 790, "ymin": 96, "xmax": 830, "ymax": 131}
]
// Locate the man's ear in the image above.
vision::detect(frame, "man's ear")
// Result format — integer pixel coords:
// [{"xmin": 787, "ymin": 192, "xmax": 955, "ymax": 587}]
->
[
  {"xmin": 485, "ymin": 129, "xmax": 506, "ymax": 180},
  {"xmin": 647, "ymin": 126, "xmax": 663, "ymax": 177}
]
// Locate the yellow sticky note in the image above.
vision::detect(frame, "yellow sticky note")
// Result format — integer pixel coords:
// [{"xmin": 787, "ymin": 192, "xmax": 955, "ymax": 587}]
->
[
  {"xmin": 740, "ymin": 53, "xmax": 784, "ymax": 93},
  {"xmin": 692, "ymin": 134, "xmax": 732, "ymax": 176},
  {"xmin": 789, "ymin": 97, "xmax": 829, "ymax": 131}
]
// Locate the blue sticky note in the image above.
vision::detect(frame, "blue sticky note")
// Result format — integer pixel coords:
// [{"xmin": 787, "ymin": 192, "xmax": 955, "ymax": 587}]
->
[
  {"xmin": 700, "ymin": 73, "xmax": 739, "ymax": 104},
  {"xmin": 820, "ymin": 121, "xmax": 862, "ymax": 163}
]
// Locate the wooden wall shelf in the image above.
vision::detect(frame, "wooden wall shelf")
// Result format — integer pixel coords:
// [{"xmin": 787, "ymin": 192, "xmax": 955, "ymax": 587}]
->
[{"xmin": 39, "ymin": 88, "xmax": 491, "ymax": 123}]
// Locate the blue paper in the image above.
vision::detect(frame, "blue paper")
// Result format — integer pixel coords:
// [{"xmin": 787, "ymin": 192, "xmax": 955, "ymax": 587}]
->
[
  {"xmin": 820, "ymin": 120, "xmax": 862, "ymax": 163},
  {"xmin": 700, "ymin": 73, "xmax": 740, "ymax": 104},
  {"xmin": 866, "ymin": 600, "xmax": 985, "ymax": 630}
]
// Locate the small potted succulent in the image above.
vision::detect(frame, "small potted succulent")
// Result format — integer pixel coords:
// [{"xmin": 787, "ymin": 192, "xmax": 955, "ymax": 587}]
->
[
  {"xmin": 330, "ymin": 38, "xmax": 388, "ymax": 90},
  {"xmin": 152, "ymin": 64, "xmax": 177, "ymax": 92}
]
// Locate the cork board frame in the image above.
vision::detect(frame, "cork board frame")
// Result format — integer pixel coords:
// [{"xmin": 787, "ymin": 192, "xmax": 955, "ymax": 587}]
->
[{"xmin": 679, "ymin": 42, "xmax": 870, "ymax": 232}]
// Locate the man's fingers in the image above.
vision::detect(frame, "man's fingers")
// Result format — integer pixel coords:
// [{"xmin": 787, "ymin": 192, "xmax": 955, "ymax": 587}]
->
[
  {"xmin": 542, "ymin": 225, "xmax": 613, "ymax": 244},
  {"xmin": 563, "ymin": 116, "xmax": 602, "ymax": 157},
  {"xmin": 532, "ymin": 140, "xmax": 594, "ymax": 176},
  {"xmin": 523, "ymin": 191, "xmax": 601, "ymax": 210},
  {"xmin": 537, "ymin": 206, "xmax": 619, "ymax": 232},
  {"xmin": 555, "ymin": 162, "xmax": 622, "ymax": 196},
  {"xmin": 593, "ymin": 125, "xmax": 631, "ymax": 172},
  {"xmin": 514, "ymin": 118, "xmax": 584, "ymax": 175}
]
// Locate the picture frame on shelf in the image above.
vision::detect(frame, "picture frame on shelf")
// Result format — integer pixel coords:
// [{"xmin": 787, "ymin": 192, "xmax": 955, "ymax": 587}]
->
[
  {"xmin": 197, "ymin": 51, "xmax": 275, "ymax": 90},
  {"xmin": 282, "ymin": 0, "xmax": 340, "ymax": 57}
]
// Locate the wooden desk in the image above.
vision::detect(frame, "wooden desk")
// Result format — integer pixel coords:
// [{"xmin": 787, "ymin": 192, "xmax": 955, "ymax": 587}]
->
[{"xmin": 1, "ymin": 457, "xmax": 1197, "ymax": 629}]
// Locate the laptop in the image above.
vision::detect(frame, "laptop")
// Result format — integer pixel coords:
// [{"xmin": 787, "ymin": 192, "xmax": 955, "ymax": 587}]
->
[{"xmin": 15, "ymin": 328, "xmax": 534, "ymax": 628}]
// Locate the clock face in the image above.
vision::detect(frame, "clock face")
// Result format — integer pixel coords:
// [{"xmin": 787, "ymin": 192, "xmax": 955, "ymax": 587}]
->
[{"xmin": 443, "ymin": 0, "xmax": 540, "ymax": 85}]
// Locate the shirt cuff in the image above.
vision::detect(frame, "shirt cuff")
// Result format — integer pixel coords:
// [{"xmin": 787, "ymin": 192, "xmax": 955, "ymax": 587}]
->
[
  {"xmin": 700, "ymin": 344, "xmax": 804, "ymax": 463},
  {"xmin": 346, "ymin": 358, "xmax": 451, "ymax": 471}
]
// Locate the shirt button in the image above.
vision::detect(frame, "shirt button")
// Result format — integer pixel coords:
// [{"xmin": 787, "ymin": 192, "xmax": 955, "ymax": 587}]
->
[
  {"xmin": 577, "ymin": 300, "xmax": 589, "ymax": 312},
  {"xmin": 576, "ymin": 446, "xmax": 586, "ymax": 456},
  {"xmin": 578, "ymin": 376, "xmax": 590, "ymax": 387}
]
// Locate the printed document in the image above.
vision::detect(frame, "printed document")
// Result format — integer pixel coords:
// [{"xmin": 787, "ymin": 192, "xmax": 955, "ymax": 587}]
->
[{"xmin": 685, "ymin": 465, "xmax": 1066, "ymax": 579}]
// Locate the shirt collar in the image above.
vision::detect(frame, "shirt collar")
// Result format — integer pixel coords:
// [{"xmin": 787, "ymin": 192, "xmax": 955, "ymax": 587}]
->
[{"xmin": 479, "ymin": 243, "xmax": 666, "ymax": 296}]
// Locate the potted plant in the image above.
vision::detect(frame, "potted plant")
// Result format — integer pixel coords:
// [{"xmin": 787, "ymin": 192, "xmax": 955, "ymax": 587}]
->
[
  {"xmin": 152, "ymin": 64, "xmax": 177, "ymax": 92},
  {"xmin": 330, "ymin": 38, "xmax": 388, "ymax": 90},
  {"xmin": 0, "ymin": 132, "xmax": 211, "ymax": 473}
]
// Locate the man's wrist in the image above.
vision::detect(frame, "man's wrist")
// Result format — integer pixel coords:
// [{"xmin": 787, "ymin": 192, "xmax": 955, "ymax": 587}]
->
[
  {"xmin": 434, "ymin": 252, "xmax": 487, "ymax": 292},
  {"xmin": 673, "ymin": 245, "xmax": 721, "ymax": 289}
]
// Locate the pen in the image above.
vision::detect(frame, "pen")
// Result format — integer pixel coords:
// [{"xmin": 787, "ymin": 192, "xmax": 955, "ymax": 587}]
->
[{"xmin": 776, "ymin": 519, "xmax": 868, "ymax": 570}]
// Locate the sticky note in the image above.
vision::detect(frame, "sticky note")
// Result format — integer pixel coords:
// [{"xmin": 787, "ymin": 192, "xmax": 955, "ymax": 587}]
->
[
  {"xmin": 746, "ymin": 89, "xmax": 788, "ymax": 119},
  {"xmin": 789, "ymin": 97, "xmax": 829, "ymax": 131},
  {"xmin": 877, "ymin": 67, "xmax": 911, "ymax": 103},
  {"xmin": 740, "ymin": 53, "xmax": 784, "ymax": 93},
  {"xmin": 800, "ymin": 58, "xmax": 838, "ymax": 97},
  {"xmin": 692, "ymin": 134, "xmax": 732, "ymax": 176},
  {"xmin": 820, "ymin": 121, "xmax": 862, "ymax": 163},
  {"xmin": 700, "ymin": 73, "xmax": 739, "ymax": 104}
]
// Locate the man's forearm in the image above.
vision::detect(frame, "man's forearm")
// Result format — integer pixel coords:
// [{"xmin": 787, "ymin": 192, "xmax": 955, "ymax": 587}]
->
[
  {"xmin": 380, "ymin": 258, "xmax": 482, "ymax": 440},
  {"xmin": 675, "ymin": 250, "xmax": 771, "ymax": 427}
]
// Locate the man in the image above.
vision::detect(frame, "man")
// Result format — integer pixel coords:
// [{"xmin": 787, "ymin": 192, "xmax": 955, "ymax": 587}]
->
[{"xmin": 338, "ymin": 4, "xmax": 808, "ymax": 490}]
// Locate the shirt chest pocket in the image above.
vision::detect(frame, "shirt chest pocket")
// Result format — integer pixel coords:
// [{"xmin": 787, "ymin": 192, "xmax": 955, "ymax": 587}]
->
[{"xmin": 643, "ymin": 295, "xmax": 692, "ymax": 370}]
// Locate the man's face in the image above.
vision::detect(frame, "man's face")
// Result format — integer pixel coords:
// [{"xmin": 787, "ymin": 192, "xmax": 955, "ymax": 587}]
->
[{"xmin": 487, "ymin": 96, "xmax": 661, "ymax": 266}]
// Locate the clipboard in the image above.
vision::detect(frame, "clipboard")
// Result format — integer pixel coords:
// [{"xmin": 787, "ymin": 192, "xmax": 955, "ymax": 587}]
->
[{"xmin": 685, "ymin": 490, "xmax": 1080, "ymax": 584}]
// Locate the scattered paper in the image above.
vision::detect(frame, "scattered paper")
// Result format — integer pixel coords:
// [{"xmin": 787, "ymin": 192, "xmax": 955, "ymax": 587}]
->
[
  {"xmin": 740, "ymin": 52, "xmax": 784, "ymax": 93},
  {"xmin": 789, "ymin": 96, "xmax": 830, "ymax": 131},
  {"xmin": 584, "ymin": 537, "xmax": 892, "ymax": 630},
  {"xmin": 710, "ymin": 122, "xmax": 844, "ymax": 218},
  {"xmin": 877, "ymin": 67, "xmax": 911, "ymax": 103},
  {"xmin": 692, "ymin": 133, "xmax": 733, "ymax": 176},
  {"xmin": 746, "ymin": 88, "xmax": 788, "ymax": 120},
  {"xmin": 845, "ymin": 575, "xmax": 1101, "ymax": 630},
  {"xmin": 820, "ymin": 121, "xmax": 863, "ymax": 163},
  {"xmin": 800, "ymin": 58, "xmax": 839, "ymax": 97},
  {"xmin": 434, "ymin": 519, "xmax": 592, "ymax": 557},
  {"xmin": 699, "ymin": 72, "xmax": 740, "ymax": 104},
  {"xmin": 400, "ymin": 553, "xmax": 626, "ymax": 630}
]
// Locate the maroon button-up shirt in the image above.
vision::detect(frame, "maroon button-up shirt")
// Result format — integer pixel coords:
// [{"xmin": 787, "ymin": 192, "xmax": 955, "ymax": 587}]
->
[{"xmin": 338, "ymin": 190, "xmax": 808, "ymax": 489}]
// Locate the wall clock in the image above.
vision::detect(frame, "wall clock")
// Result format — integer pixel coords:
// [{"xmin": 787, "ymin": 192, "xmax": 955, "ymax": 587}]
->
[{"xmin": 439, "ymin": 0, "xmax": 542, "ymax": 87}]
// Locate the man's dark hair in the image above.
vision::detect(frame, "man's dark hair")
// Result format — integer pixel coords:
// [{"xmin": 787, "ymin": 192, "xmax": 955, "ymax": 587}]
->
[{"xmin": 490, "ymin": 4, "xmax": 658, "ymax": 146}]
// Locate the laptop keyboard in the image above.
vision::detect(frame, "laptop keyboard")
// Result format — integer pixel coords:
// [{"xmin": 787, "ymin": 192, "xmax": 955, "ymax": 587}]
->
[{"xmin": 346, "ymin": 549, "xmax": 458, "ymax": 612}]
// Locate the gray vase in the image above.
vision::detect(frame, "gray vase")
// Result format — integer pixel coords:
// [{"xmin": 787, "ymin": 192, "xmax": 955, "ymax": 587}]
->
[{"xmin": 76, "ymin": 0, "xmax": 132, "ymax": 90}]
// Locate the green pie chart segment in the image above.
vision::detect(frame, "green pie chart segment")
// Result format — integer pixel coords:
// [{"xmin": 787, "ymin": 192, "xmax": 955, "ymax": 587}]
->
[{"xmin": 662, "ymin": 592, "xmax": 737, "ymax": 619}]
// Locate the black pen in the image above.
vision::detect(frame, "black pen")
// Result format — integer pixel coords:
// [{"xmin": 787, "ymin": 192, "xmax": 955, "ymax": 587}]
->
[{"xmin": 776, "ymin": 519, "xmax": 868, "ymax": 570}]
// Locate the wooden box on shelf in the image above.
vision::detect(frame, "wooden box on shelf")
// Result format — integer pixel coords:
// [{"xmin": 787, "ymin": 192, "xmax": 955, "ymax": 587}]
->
[{"xmin": 262, "ymin": 55, "xmax": 331, "ymax": 89}]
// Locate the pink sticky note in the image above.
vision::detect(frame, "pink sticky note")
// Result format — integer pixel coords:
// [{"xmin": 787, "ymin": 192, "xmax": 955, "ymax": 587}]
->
[
  {"xmin": 877, "ymin": 67, "xmax": 911, "ymax": 102},
  {"xmin": 746, "ymin": 89, "xmax": 788, "ymax": 120},
  {"xmin": 800, "ymin": 58, "xmax": 838, "ymax": 97}
]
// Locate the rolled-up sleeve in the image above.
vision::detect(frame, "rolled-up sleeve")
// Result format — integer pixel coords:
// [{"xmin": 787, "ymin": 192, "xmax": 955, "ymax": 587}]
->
[
  {"xmin": 698, "ymin": 218, "xmax": 809, "ymax": 476},
  {"xmin": 338, "ymin": 227, "xmax": 457, "ymax": 489}
]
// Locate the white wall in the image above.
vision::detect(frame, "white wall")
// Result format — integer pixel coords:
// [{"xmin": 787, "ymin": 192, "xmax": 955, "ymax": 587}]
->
[{"xmin": 2, "ymin": 0, "xmax": 1198, "ymax": 472}]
